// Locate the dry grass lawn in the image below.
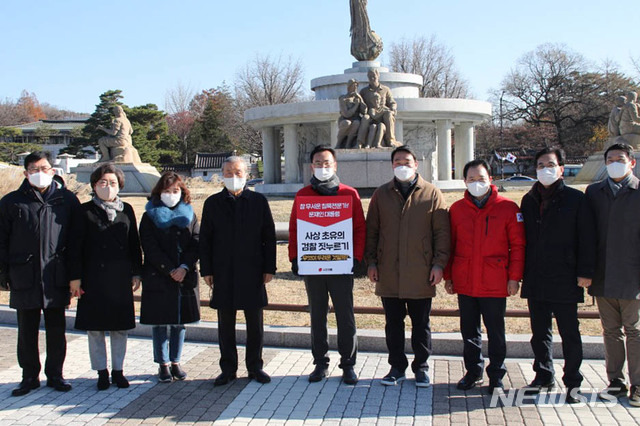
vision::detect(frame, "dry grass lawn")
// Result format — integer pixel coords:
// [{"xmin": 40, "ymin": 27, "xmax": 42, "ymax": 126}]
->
[{"xmin": 0, "ymin": 170, "xmax": 602, "ymax": 336}]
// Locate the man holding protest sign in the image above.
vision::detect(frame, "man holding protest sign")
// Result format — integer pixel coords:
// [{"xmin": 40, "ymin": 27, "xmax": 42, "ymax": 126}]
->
[{"xmin": 288, "ymin": 145, "xmax": 366, "ymax": 385}]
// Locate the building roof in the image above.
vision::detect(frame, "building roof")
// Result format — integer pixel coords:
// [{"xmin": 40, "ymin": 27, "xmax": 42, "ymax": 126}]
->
[
  {"xmin": 193, "ymin": 152, "xmax": 235, "ymax": 169},
  {"xmin": 161, "ymin": 164, "xmax": 193, "ymax": 173},
  {"xmin": 11, "ymin": 118, "xmax": 88, "ymax": 132}
]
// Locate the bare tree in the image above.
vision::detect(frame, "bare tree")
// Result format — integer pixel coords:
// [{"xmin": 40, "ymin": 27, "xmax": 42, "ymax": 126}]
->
[
  {"xmin": 499, "ymin": 44, "xmax": 639, "ymax": 154},
  {"xmin": 632, "ymin": 55, "xmax": 640, "ymax": 79},
  {"xmin": 164, "ymin": 82, "xmax": 195, "ymax": 115},
  {"xmin": 387, "ymin": 35, "xmax": 470, "ymax": 98},
  {"xmin": 234, "ymin": 54, "xmax": 305, "ymax": 107}
]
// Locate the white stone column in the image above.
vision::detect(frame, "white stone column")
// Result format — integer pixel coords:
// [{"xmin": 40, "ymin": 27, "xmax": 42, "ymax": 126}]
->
[
  {"xmin": 330, "ymin": 120, "xmax": 339, "ymax": 148},
  {"xmin": 395, "ymin": 119, "xmax": 404, "ymax": 143},
  {"xmin": 273, "ymin": 128, "xmax": 282, "ymax": 183},
  {"xmin": 436, "ymin": 120, "xmax": 453, "ymax": 181},
  {"xmin": 261, "ymin": 127, "xmax": 276, "ymax": 184},
  {"xmin": 283, "ymin": 124, "xmax": 300, "ymax": 183},
  {"xmin": 454, "ymin": 122, "xmax": 474, "ymax": 179}
]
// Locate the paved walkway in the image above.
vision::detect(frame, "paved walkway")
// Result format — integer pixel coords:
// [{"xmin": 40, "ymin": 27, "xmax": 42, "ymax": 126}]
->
[{"xmin": 0, "ymin": 326, "xmax": 637, "ymax": 425}]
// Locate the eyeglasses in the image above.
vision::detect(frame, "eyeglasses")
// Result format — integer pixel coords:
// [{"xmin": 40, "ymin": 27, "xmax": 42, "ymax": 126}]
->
[
  {"xmin": 312, "ymin": 161, "xmax": 334, "ymax": 167},
  {"xmin": 27, "ymin": 166, "xmax": 52, "ymax": 174},
  {"xmin": 96, "ymin": 179, "xmax": 119, "ymax": 188}
]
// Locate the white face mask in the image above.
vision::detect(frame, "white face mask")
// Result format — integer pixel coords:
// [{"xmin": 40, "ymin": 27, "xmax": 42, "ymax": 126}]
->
[
  {"xmin": 536, "ymin": 166, "xmax": 560, "ymax": 186},
  {"xmin": 607, "ymin": 162, "xmax": 630, "ymax": 180},
  {"xmin": 467, "ymin": 181, "xmax": 490, "ymax": 198},
  {"xmin": 28, "ymin": 171, "xmax": 54, "ymax": 189},
  {"xmin": 224, "ymin": 176, "xmax": 246, "ymax": 193},
  {"xmin": 95, "ymin": 185, "xmax": 119, "ymax": 201},
  {"xmin": 394, "ymin": 166, "xmax": 415, "ymax": 182},
  {"xmin": 313, "ymin": 167, "xmax": 334, "ymax": 181},
  {"xmin": 161, "ymin": 191, "xmax": 181, "ymax": 208}
]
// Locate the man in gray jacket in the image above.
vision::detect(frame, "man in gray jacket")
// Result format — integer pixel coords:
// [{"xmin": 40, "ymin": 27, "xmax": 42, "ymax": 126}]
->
[{"xmin": 585, "ymin": 140, "xmax": 640, "ymax": 407}]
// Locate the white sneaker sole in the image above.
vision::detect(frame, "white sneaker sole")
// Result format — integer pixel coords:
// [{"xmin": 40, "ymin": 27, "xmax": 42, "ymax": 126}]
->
[
  {"xmin": 381, "ymin": 376, "xmax": 406, "ymax": 386},
  {"xmin": 415, "ymin": 380, "xmax": 431, "ymax": 388}
]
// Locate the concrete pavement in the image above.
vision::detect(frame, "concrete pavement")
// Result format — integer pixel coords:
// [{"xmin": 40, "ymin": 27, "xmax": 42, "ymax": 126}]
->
[{"xmin": 0, "ymin": 325, "xmax": 637, "ymax": 425}]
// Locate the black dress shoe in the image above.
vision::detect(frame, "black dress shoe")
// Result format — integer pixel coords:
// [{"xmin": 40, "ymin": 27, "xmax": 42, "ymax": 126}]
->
[
  {"xmin": 97, "ymin": 369, "xmax": 110, "ymax": 391},
  {"xmin": 457, "ymin": 372, "xmax": 483, "ymax": 390},
  {"xmin": 214, "ymin": 371, "xmax": 237, "ymax": 386},
  {"xmin": 11, "ymin": 377, "xmax": 40, "ymax": 397},
  {"xmin": 524, "ymin": 377, "xmax": 555, "ymax": 394},
  {"xmin": 565, "ymin": 387, "xmax": 581, "ymax": 404},
  {"xmin": 46, "ymin": 377, "xmax": 72, "ymax": 392},
  {"xmin": 171, "ymin": 363, "xmax": 187, "ymax": 381},
  {"xmin": 248, "ymin": 369, "xmax": 271, "ymax": 384},
  {"xmin": 111, "ymin": 370, "xmax": 129, "ymax": 389},
  {"xmin": 308, "ymin": 365, "xmax": 329, "ymax": 383},
  {"xmin": 487, "ymin": 379, "xmax": 504, "ymax": 395},
  {"xmin": 342, "ymin": 367, "xmax": 358, "ymax": 385}
]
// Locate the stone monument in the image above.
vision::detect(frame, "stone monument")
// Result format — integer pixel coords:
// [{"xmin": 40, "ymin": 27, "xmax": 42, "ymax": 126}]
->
[
  {"xmin": 96, "ymin": 106, "xmax": 142, "ymax": 163},
  {"xmin": 244, "ymin": 1, "xmax": 491, "ymax": 194},
  {"xmin": 336, "ymin": 79, "xmax": 367, "ymax": 149},
  {"xmin": 72, "ymin": 106, "xmax": 160, "ymax": 193},
  {"xmin": 350, "ymin": 0, "xmax": 383, "ymax": 61},
  {"xmin": 573, "ymin": 91, "xmax": 640, "ymax": 183}
]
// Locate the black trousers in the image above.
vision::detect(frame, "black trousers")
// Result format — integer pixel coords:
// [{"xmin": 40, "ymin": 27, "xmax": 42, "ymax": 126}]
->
[
  {"xmin": 217, "ymin": 308, "xmax": 264, "ymax": 373},
  {"xmin": 304, "ymin": 275, "xmax": 357, "ymax": 369},
  {"xmin": 458, "ymin": 294, "xmax": 507, "ymax": 381},
  {"xmin": 528, "ymin": 299, "xmax": 583, "ymax": 387},
  {"xmin": 381, "ymin": 297, "xmax": 432, "ymax": 373},
  {"xmin": 17, "ymin": 307, "xmax": 67, "ymax": 379}
]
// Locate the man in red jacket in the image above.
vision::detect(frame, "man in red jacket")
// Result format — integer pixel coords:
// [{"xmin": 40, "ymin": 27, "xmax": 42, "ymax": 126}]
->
[
  {"xmin": 288, "ymin": 145, "xmax": 366, "ymax": 385},
  {"xmin": 444, "ymin": 159, "xmax": 525, "ymax": 394}
]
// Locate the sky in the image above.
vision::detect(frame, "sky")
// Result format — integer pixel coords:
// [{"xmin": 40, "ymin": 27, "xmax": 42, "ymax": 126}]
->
[{"xmin": 1, "ymin": 0, "xmax": 637, "ymax": 114}]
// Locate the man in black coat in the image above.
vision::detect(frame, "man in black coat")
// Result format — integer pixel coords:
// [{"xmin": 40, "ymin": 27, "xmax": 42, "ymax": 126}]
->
[
  {"xmin": 585, "ymin": 141, "xmax": 640, "ymax": 406},
  {"xmin": 0, "ymin": 152, "xmax": 82, "ymax": 396},
  {"xmin": 200, "ymin": 156, "xmax": 276, "ymax": 386},
  {"xmin": 520, "ymin": 147, "xmax": 594, "ymax": 403}
]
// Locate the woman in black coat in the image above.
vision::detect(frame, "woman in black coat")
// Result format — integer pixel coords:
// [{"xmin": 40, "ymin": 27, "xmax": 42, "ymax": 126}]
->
[
  {"xmin": 139, "ymin": 172, "xmax": 200, "ymax": 383},
  {"xmin": 72, "ymin": 164, "xmax": 142, "ymax": 391}
]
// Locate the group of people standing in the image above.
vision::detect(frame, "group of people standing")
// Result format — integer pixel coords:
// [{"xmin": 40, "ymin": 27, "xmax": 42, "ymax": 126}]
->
[
  {"xmin": 0, "ymin": 152, "xmax": 273, "ymax": 395},
  {"xmin": 1, "ymin": 140, "xmax": 639, "ymax": 409},
  {"xmin": 289, "ymin": 142, "xmax": 639, "ymax": 407}
]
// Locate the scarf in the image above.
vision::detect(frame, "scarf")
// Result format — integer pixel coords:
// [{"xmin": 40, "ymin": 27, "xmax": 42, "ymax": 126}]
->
[
  {"xmin": 535, "ymin": 179, "xmax": 562, "ymax": 215},
  {"xmin": 394, "ymin": 175, "xmax": 418, "ymax": 200},
  {"xmin": 608, "ymin": 173, "xmax": 632, "ymax": 197},
  {"xmin": 472, "ymin": 188, "xmax": 492, "ymax": 209},
  {"xmin": 145, "ymin": 199, "xmax": 194, "ymax": 229},
  {"xmin": 92, "ymin": 195, "xmax": 124, "ymax": 222},
  {"xmin": 310, "ymin": 174, "xmax": 341, "ymax": 196}
]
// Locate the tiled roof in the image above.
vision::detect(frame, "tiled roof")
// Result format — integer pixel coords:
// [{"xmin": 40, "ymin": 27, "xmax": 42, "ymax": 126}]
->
[
  {"xmin": 11, "ymin": 118, "xmax": 88, "ymax": 132},
  {"xmin": 193, "ymin": 152, "xmax": 234, "ymax": 169}
]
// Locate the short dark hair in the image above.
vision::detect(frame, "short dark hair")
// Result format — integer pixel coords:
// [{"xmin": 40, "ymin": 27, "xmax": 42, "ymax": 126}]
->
[
  {"xmin": 463, "ymin": 159, "xmax": 491, "ymax": 179},
  {"xmin": 90, "ymin": 163, "xmax": 125, "ymax": 189},
  {"xmin": 309, "ymin": 145, "xmax": 336, "ymax": 163},
  {"xmin": 391, "ymin": 145, "xmax": 417, "ymax": 162},
  {"xmin": 534, "ymin": 147, "xmax": 565, "ymax": 166},
  {"xmin": 150, "ymin": 171, "xmax": 191, "ymax": 204},
  {"xmin": 23, "ymin": 151, "xmax": 51, "ymax": 170},
  {"xmin": 604, "ymin": 140, "xmax": 634, "ymax": 160}
]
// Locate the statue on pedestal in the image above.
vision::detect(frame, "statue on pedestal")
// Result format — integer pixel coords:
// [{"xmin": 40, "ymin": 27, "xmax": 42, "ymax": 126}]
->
[
  {"xmin": 97, "ymin": 106, "xmax": 142, "ymax": 163},
  {"xmin": 608, "ymin": 95, "xmax": 626, "ymax": 138},
  {"xmin": 358, "ymin": 69, "xmax": 400, "ymax": 148},
  {"xmin": 350, "ymin": 0, "xmax": 383, "ymax": 61},
  {"xmin": 619, "ymin": 91, "xmax": 640, "ymax": 137},
  {"xmin": 336, "ymin": 79, "xmax": 367, "ymax": 149}
]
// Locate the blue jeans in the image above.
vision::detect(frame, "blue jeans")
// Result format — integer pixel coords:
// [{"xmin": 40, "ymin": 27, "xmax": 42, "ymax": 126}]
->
[{"xmin": 152, "ymin": 325, "xmax": 185, "ymax": 364}]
